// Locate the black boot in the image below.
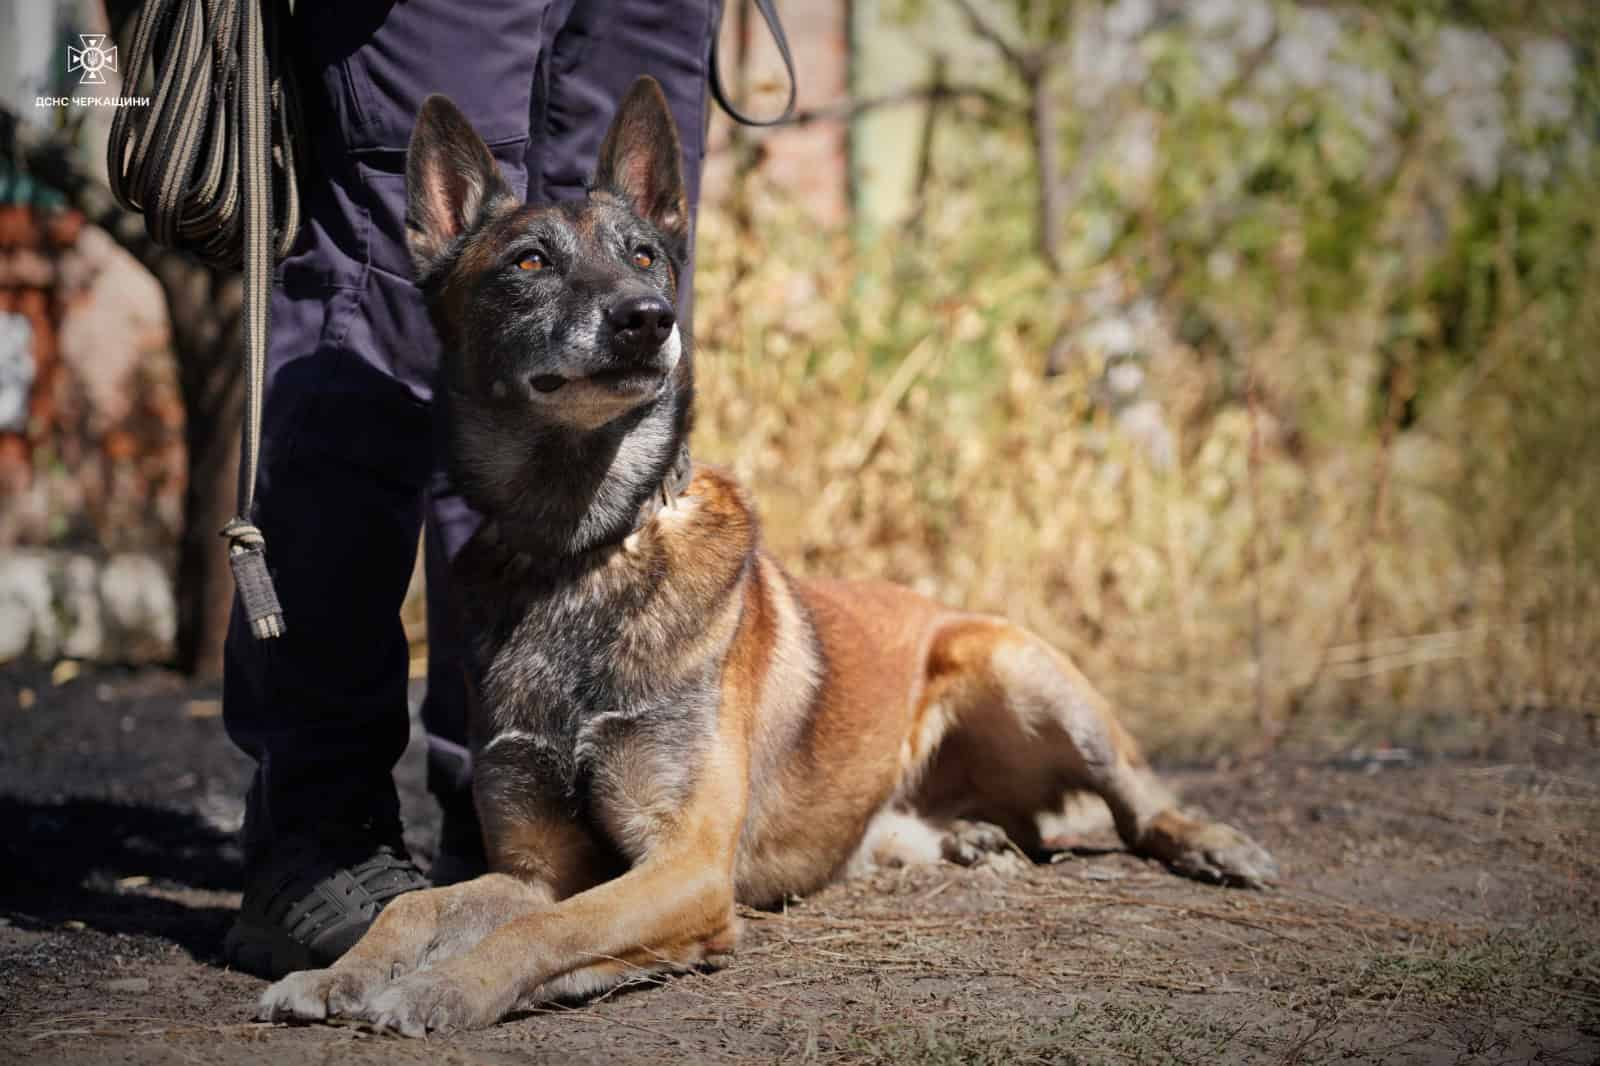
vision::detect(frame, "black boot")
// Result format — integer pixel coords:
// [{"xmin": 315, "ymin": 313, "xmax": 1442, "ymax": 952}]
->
[{"xmin": 224, "ymin": 798, "xmax": 428, "ymax": 980}]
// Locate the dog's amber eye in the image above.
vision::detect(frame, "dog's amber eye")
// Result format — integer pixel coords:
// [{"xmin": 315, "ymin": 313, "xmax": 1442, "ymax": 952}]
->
[
  {"xmin": 517, "ymin": 253, "xmax": 545, "ymax": 272},
  {"xmin": 632, "ymin": 249, "xmax": 654, "ymax": 269}
]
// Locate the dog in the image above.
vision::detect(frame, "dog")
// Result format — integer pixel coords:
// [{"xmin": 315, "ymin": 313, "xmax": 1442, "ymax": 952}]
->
[{"xmin": 257, "ymin": 76, "xmax": 1277, "ymax": 1037}]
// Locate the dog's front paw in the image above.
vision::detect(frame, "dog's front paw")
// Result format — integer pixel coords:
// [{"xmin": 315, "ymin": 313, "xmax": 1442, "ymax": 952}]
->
[
  {"xmin": 256, "ymin": 967, "xmax": 360, "ymax": 1022},
  {"xmin": 1142, "ymin": 812, "xmax": 1279, "ymax": 889},
  {"xmin": 258, "ymin": 963, "xmax": 397, "ymax": 1023},
  {"xmin": 363, "ymin": 967, "xmax": 504, "ymax": 1037}
]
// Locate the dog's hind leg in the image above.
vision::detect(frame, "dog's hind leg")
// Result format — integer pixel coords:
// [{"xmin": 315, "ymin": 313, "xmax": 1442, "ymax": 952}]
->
[
  {"xmin": 906, "ymin": 618, "xmax": 1277, "ymax": 887},
  {"xmin": 258, "ymin": 873, "xmax": 550, "ymax": 1022},
  {"xmin": 846, "ymin": 807, "xmax": 1025, "ymax": 876}
]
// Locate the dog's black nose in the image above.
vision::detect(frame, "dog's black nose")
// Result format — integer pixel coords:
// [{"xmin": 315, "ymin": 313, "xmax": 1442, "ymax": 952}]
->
[{"xmin": 607, "ymin": 295, "xmax": 675, "ymax": 359}]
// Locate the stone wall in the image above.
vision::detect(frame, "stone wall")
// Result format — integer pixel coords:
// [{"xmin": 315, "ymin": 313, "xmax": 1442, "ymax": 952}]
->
[
  {"xmin": 0, "ymin": 548, "xmax": 175, "ymax": 663},
  {"xmin": 0, "ymin": 198, "xmax": 182, "ymax": 664}
]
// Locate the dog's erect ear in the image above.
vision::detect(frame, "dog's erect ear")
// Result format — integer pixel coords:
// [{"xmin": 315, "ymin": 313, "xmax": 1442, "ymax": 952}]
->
[
  {"xmin": 591, "ymin": 76, "xmax": 689, "ymax": 246},
  {"xmin": 406, "ymin": 95, "xmax": 515, "ymax": 276}
]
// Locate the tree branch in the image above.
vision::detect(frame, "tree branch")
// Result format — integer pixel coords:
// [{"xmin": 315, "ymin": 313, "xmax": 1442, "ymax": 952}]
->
[
  {"xmin": 787, "ymin": 82, "xmax": 1022, "ymax": 127},
  {"xmin": 948, "ymin": 0, "xmax": 1031, "ymax": 73},
  {"xmin": 1029, "ymin": 73, "xmax": 1063, "ymax": 272}
]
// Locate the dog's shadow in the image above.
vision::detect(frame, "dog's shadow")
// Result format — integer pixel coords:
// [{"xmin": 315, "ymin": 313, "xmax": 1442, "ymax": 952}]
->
[{"xmin": 0, "ymin": 796, "xmax": 243, "ymax": 966}]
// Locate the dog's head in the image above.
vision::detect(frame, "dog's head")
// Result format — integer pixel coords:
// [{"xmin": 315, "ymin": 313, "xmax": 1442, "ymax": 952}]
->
[
  {"xmin": 405, "ymin": 76, "xmax": 691, "ymax": 436},
  {"xmin": 405, "ymin": 78, "xmax": 695, "ymax": 550}
]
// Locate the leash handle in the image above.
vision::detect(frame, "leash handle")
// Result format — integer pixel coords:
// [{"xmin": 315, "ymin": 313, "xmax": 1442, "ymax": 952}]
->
[{"xmin": 710, "ymin": 0, "xmax": 798, "ymax": 127}]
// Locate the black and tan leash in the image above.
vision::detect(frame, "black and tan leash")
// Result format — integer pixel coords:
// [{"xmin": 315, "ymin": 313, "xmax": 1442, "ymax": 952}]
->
[{"xmin": 108, "ymin": 0, "xmax": 300, "ymax": 639}]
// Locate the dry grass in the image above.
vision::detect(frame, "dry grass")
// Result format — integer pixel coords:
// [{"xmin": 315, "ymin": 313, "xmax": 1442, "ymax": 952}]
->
[{"xmin": 682, "ymin": 182, "xmax": 1600, "ymax": 761}]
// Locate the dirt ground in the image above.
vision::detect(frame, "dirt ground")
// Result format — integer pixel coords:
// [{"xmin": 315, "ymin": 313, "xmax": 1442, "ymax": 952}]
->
[{"xmin": 1, "ymin": 663, "xmax": 1596, "ymax": 1065}]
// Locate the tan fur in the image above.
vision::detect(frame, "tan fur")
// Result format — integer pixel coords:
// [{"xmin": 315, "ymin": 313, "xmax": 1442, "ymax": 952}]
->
[{"xmin": 260, "ymin": 466, "xmax": 1277, "ymax": 1035}]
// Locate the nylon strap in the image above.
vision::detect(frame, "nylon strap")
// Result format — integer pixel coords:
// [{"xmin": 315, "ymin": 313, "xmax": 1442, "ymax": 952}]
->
[
  {"xmin": 108, "ymin": 0, "xmax": 300, "ymax": 639},
  {"xmin": 710, "ymin": 0, "xmax": 798, "ymax": 127}
]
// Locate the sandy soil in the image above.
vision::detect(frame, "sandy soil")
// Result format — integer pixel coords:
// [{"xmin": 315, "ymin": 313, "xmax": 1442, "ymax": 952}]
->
[{"xmin": 2, "ymin": 663, "xmax": 1596, "ymax": 1065}]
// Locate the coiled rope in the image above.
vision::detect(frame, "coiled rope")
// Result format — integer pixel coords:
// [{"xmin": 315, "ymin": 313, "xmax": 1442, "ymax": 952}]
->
[{"xmin": 107, "ymin": 0, "xmax": 300, "ymax": 639}]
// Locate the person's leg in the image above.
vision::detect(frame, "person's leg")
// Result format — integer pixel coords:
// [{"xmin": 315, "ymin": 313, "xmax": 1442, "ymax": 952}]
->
[
  {"xmin": 417, "ymin": 486, "xmax": 484, "ymax": 884},
  {"xmin": 418, "ymin": 0, "xmax": 718, "ymax": 884},
  {"xmin": 222, "ymin": 0, "xmax": 557, "ymax": 977}
]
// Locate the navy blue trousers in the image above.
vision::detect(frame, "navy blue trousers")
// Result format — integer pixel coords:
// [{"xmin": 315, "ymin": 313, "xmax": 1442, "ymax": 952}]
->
[{"xmin": 223, "ymin": 0, "xmax": 715, "ymax": 851}]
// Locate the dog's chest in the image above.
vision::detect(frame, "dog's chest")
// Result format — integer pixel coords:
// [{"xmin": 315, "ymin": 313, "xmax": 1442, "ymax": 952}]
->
[{"xmin": 466, "ymin": 557, "xmax": 723, "ymax": 854}]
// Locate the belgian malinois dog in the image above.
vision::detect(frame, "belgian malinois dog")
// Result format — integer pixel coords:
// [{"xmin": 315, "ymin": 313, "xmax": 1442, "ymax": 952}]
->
[{"xmin": 258, "ymin": 77, "xmax": 1277, "ymax": 1036}]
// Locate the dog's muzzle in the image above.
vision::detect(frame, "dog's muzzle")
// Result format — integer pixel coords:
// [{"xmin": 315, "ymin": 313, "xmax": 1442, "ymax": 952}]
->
[{"xmin": 526, "ymin": 321, "xmax": 682, "ymax": 400}]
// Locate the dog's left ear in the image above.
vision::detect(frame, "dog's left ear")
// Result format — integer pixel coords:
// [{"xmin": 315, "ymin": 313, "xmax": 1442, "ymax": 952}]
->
[{"xmin": 592, "ymin": 76, "xmax": 689, "ymax": 246}]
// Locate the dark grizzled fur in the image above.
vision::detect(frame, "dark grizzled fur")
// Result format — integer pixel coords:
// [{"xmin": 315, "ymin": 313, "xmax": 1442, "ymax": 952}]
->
[
  {"xmin": 457, "ymin": 534, "xmax": 748, "ymax": 853},
  {"xmin": 406, "ymin": 86, "xmax": 742, "ymax": 855},
  {"xmin": 461, "ymin": 558, "xmax": 716, "ymax": 826}
]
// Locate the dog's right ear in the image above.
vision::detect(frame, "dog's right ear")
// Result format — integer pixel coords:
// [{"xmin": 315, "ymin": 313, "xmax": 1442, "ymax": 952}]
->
[{"xmin": 406, "ymin": 95, "xmax": 515, "ymax": 277}]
